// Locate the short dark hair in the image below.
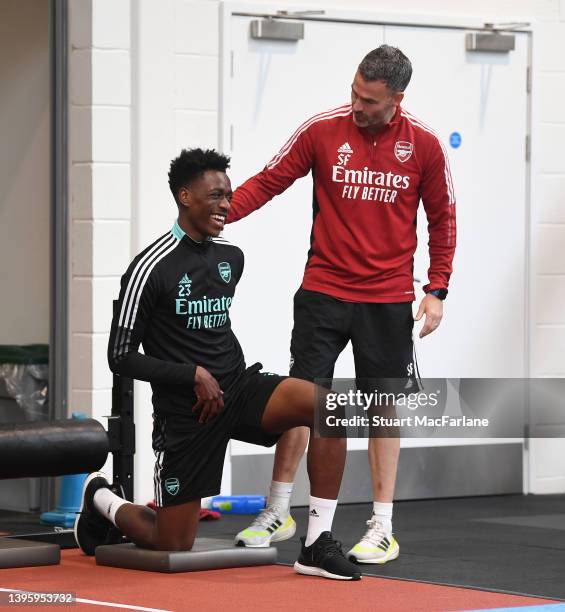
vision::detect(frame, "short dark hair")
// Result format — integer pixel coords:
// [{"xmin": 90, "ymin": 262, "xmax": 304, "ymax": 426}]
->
[
  {"xmin": 168, "ymin": 148, "xmax": 231, "ymax": 204},
  {"xmin": 358, "ymin": 45, "xmax": 412, "ymax": 92}
]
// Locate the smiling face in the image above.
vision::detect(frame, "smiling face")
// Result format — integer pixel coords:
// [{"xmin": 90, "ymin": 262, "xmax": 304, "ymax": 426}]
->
[
  {"xmin": 177, "ymin": 170, "xmax": 232, "ymax": 241},
  {"xmin": 350, "ymin": 70, "xmax": 404, "ymax": 131}
]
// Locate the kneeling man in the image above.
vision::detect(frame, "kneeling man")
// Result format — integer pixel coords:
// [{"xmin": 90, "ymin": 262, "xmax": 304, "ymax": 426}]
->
[{"xmin": 74, "ymin": 148, "xmax": 360, "ymax": 581}]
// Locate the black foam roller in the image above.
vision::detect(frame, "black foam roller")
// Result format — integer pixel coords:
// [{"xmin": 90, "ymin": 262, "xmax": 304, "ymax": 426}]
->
[{"xmin": 0, "ymin": 419, "xmax": 109, "ymax": 479}]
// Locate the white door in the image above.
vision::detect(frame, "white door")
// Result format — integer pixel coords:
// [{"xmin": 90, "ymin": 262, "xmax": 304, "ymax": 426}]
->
[
  {"xmin": 221, "ymin": 12, "xmax": 529, "ymax": 484},
  {"xmin": 384, "ymin": 25, "xmax": 529, "ymax": 378},
  {"xmin": 222, "ymin": 15, "xmax": 384, "ymax": 385}
]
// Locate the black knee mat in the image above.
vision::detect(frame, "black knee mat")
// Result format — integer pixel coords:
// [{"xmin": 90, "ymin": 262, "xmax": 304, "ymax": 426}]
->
[
  {"xmin": 95, "ymin": 538, "xmax": 277, "ymax": 573},
  {"xmin": 0, "ymin": 538, "xmax": 60, "ymax": 569}
]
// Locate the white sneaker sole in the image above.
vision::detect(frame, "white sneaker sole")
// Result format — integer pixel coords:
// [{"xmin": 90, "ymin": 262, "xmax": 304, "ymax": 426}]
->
[
  {"xmin": 235, "ymin": 520, "xmax": 296, "ymax": 548},
  {"xmin": 349, "ymin": 546, "xmax": 400, "ymax": 564},
  {"xmin": 294, "ymin": 561, "xmax": 360, "ymax": 580}
]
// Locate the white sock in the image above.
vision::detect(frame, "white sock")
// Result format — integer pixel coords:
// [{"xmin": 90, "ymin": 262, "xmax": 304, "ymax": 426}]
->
[
  {"xmin": 267, "ymin": 480, "xmax": 293, "ymax": 517},
  {"xmin": 305, "ymin": 496, "xmax": 337, "ymax": 547},
  {"xmin": 93, "ymin": 487, "xmax": 131, "ymax": 527},
  {"xmin": 372, "ymin": 501, "xmax": 393, "ymax": 533}
]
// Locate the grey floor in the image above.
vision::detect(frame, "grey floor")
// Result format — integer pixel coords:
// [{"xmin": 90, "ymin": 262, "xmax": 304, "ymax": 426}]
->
[
  {"xmin": 2, "ymin": 494, "xmax": 565, "ymax": 599},
  {"xmin": 198, "ymin": 494, "xmax": 565, "ymax": 601}
]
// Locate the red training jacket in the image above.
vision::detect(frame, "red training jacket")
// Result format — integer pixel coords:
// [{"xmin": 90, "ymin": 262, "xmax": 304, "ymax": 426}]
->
[{"xmin": 228, "ymin": 104, "xmax": 456, "ymax": 303}]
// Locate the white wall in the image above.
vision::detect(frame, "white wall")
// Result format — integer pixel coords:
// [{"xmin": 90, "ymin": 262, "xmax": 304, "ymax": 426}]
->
[
  {"xmin": 528, "ymin": 1, "xmax": 565, "ymax": 493},
  {"xmin": 0, "ymin": 0, "xmax": 50, "ymax": 345},
  {"xmin": 67, "ymin": 0, "xmax": 565, "ymax": 499},
  {"xmin": 68, "ymin": 0, "xmax": 132, "ymax": 487},
  {"xmin": 131, "ymin": 0, "xmax": 224, "ymax": 503}
]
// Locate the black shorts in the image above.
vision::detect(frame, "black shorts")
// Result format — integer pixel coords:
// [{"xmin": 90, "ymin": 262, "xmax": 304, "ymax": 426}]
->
[
  {"xmin": 152, "ymin": 364, "xmax": 286, "ymax": 507},
  {"xmin": 290, "ymin": 288, "xmax": 417, "ymax": 392}
]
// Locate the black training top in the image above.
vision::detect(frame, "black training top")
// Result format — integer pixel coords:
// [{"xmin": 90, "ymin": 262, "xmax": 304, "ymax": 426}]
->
[{"xmin": 108, "ymin": 220, "xmax": 246, "ymax": 416}]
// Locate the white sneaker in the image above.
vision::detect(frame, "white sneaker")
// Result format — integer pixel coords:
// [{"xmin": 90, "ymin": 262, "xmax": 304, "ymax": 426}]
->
[
  {"xmin": 234, "ymin": 506, "xmax": 296, "ymax": 547},
  {"xmin": 346, "ymin": 516, "xmax": 400, "ymax": 564}
]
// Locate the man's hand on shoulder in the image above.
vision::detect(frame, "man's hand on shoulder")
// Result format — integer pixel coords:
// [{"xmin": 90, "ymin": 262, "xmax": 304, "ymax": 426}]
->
[
  {"xmin": 414, "ymin": 295, "xmax": 444, "ymax": 338},
  {"xmin": 193, "ymin": 366, "xmax": 224, "ymax": 424}
]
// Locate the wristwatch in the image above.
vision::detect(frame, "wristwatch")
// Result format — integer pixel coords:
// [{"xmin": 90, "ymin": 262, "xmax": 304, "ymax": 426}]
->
[{"xmin": 428, "ymin": 288, "xmax": 448, "ymax": 300}]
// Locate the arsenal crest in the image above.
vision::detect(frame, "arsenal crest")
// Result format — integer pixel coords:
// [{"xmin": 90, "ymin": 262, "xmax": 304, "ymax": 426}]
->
[
  {"xmin": 218, "ymin": 261, "xmax": 232, "ymax": 283},
  {"xmin": 394, "ymin": 141, "xmax": 413, "ymax": 163},
  {"xmin": 165, "ymin": 477, "xmax": 180, "ymax": 496}
]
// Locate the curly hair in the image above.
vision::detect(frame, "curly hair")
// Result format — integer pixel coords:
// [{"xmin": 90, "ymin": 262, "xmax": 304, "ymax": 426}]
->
[{"xmin": 168, "ymin": 148, "xmax": 231, "ymax": 204}]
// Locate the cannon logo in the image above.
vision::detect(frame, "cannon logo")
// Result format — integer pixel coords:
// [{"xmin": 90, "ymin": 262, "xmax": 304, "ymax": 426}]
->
[
  {"xmin": 165, "ymin": 477, "xmax": 180, "ymax": 496},
  {"xmin": 218, "ymin": 262, "xmax": 231, "ymax": 283},
  {"xmin": 394, "ymin": 141, "xmax": 413, "ymax": 163}
]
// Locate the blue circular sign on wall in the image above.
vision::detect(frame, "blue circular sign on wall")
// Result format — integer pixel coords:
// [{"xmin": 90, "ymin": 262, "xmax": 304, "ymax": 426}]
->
[{"xmin": 450, "ymin": 132, "xmax": 462, "ymax": 149}]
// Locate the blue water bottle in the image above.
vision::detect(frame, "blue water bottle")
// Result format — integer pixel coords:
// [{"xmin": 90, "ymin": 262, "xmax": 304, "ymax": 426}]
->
[{"xmin": 210, "ymin": 495, "xmax": 266, "ymax": 514}]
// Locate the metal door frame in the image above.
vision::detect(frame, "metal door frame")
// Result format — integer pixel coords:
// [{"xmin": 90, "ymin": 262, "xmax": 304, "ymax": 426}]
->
[
  {"xmin": 49, "ymin": 0, "xmax": 68, "ymax": 425},
  {"xmin": 46, "ymin": 0, "xmax": 68, "ymax": 510}
]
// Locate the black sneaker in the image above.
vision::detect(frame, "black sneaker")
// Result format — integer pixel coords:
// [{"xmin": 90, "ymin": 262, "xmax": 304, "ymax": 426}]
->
[
  {"xmin": 294, "ymin": 531, "xmax": 362, "ymax": 580},
  {"xmin": 74, "ymin": 472, "xmax": 124, "ymax": 555}
]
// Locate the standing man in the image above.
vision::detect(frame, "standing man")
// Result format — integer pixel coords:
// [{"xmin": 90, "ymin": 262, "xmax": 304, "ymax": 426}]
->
[{"xmin": 230, "ymin": 45, "xmax": 456, "ymax": 564}]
